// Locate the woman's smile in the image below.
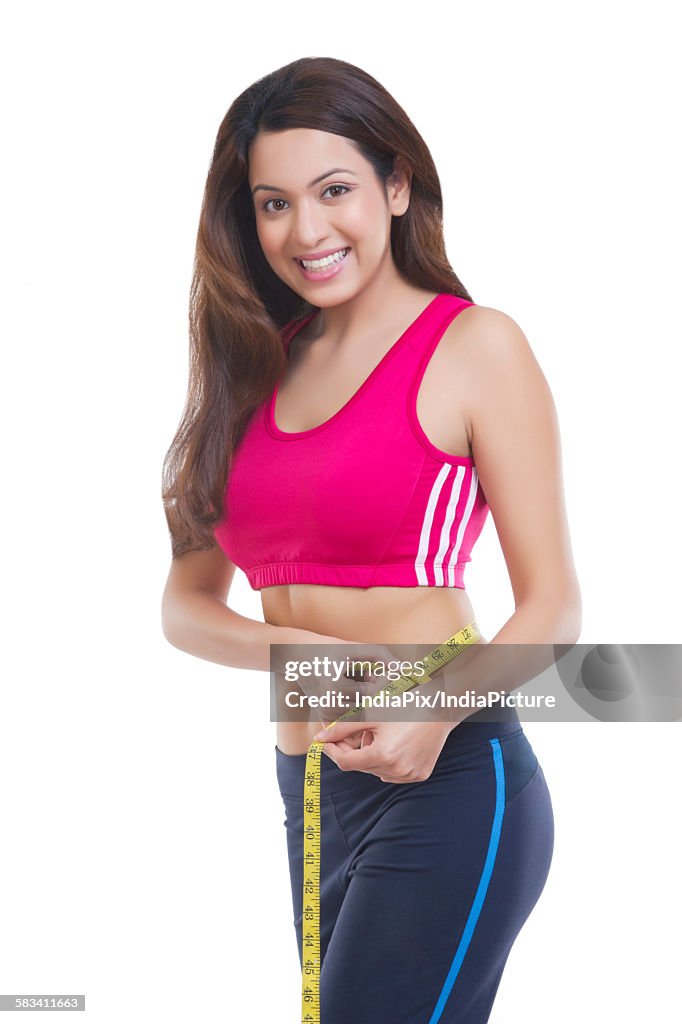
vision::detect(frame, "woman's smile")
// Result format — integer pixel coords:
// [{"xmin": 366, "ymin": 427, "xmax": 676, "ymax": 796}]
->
[{"xmin": 294, "ymin": 245, "xmax": 351, "ymax": 281}]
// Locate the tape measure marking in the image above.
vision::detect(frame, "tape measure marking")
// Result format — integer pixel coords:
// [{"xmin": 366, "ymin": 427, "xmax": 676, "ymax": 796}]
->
[{"xmin": 300, "ymin": 621, "xmax": 482, "ymax": 1023}]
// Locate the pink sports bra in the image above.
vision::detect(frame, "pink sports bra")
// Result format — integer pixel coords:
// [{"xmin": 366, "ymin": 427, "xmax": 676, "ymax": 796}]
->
[{"xmin": 213, "ymin": 292, "xmax": 489, "ymax": 590}]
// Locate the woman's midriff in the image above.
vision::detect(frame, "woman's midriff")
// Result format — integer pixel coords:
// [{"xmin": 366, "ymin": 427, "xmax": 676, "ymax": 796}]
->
[{"xmin": 262, "ymin": 583, "xmax": 484, "ymax": 754}]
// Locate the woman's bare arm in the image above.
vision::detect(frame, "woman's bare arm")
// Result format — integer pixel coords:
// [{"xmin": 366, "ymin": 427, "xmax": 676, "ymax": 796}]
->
[
  {"xmin": 427, "ymin": 305, "xmax": 582, "ymax": 715},
  {"xmin": 463, "ymin": 305, "xmax": 582, "ymax": 636},
  {"xmin": 161, "ymin": 545, "xmax": 327, "ymax": 672}
]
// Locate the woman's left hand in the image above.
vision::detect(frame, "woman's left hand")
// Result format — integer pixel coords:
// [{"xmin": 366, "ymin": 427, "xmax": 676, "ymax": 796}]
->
[{"xmin": 311, "ymin": 719, "xmax": 457, "ymax": 783}]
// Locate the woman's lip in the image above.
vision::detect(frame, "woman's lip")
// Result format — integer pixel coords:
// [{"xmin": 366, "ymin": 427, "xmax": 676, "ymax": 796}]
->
[
  {"xmin": 294, "ymin": 247, "xmax": 350, "ymax": 282},
  {"xmin": 294, "ymin": 246, "xmax": 350, "ymax": 261}
]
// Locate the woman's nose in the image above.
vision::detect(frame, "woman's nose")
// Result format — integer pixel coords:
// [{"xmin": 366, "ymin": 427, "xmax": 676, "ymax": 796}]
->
[{"xmin": 290, "ymin": 201, "xmax": 330, "ymax": 248}]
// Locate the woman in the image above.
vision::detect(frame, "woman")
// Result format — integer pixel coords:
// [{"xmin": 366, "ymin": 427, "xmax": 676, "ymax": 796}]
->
[{"xmin": 161, "ymin": 56, "xmax": 581, "ymax": 1023}]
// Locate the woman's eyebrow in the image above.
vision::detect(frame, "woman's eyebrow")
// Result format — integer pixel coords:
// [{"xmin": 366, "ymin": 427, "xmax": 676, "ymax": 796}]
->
[{"xmin": 251, "ymin": 168, "xmax": 357, "ymax": 195}]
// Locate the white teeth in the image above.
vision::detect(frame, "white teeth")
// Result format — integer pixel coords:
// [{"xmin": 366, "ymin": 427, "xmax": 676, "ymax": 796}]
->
[{"xmin": 299, "ymin": 248, "xmax": 349, "ymax": 270}]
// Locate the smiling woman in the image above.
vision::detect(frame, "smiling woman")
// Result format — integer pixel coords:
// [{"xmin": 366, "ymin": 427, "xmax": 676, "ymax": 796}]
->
[
  {"xmin": 160, "ymin": 55, "xmax": 580, "ymax": 1024},
  {"xmin": 249, "ymin": 129, "xmax": 412, "ymax": 299}
]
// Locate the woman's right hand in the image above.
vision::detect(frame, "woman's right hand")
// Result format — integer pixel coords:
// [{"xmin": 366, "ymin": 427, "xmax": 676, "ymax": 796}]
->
[
  {"xmin": 303, "ymin": 630, "xmax": 399, "ymax": 737},
  {"xmin": 270, "ymin": 631, "xmax": 398, "ymax": 741},
  {"xmin": 311, "ymin": 636, "xmax": 398, "ymax": 750}
]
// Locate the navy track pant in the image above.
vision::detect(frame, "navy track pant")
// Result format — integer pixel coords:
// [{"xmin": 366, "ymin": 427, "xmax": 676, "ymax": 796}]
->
[{"xmin": 275, "ymin": 715, "xmax": 554, "ymax": 1023}]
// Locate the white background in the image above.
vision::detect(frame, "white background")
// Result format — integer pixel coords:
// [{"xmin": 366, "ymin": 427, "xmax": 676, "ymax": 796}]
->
[{"xmin": 1, "ymin": 1, "xmax": 680, "ymax": 1021}]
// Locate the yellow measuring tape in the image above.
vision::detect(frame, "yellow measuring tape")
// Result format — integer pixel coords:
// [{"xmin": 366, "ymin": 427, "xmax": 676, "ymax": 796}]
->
[{"xmin": 300, "ymin": 620, "xmax": 482, "ymax": 1023}]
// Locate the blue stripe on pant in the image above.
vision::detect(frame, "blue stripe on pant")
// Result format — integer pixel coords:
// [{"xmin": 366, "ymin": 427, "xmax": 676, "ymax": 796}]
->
[
  {"xmin": 426, "ymin": 738, "xmax": 505, "ymax": 1024},
  {"xmin": 276, "ymin": 721, "xmax": 554, "ymax": 1024}
]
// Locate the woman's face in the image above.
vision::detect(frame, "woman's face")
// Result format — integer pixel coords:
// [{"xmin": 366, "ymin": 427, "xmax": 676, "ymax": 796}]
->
[{"xmin": 247, "ymin": 128, "xmax": 410, "ymax": 305}]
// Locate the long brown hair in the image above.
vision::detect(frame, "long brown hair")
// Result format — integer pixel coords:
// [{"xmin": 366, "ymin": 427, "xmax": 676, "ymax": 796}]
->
[{"xmin": 162, "ymin": 56, "xmax": 473, "ymax": 558}]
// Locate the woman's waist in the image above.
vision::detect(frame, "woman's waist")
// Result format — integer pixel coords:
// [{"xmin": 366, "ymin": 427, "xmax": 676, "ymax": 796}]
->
[
  {"xmin": 270, "ymin": 584, "xmax": 486, "ymax": 754},
  {"xmin": 262, "ymin": 581, "xmax": 478, "ymax": 645},
  {"xmin": 271, "ymin": 585, "xmax": 484, "ymax": 755}
]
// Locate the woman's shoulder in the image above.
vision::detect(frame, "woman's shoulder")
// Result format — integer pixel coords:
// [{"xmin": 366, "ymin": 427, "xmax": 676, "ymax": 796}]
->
[
  {"xmin": 431, "ymin": 303, "xmax": 546, "ymax": 425},
  {"xmin": 442, "ymin": 302, "xmax": 539, "ymax": 375},
  {"xmin": 447, "ymin": 301, "xmax": 527, "ymax": 341}
]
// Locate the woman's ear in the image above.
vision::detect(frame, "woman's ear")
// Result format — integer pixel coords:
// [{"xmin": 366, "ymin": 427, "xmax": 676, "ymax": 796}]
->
[{"xmin": 387, "ymin": 155, "xmax": 412, "ymax": 216}]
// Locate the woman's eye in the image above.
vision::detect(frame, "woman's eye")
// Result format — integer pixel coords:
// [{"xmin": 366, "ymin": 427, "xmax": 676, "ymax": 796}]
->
[
  {"xmin": 263, "ymin": 198, "xmax": 289, "ymax": 213},
  {"xmin": 262, "ymin": 184, "xmax": 350, "ymax": 213},
  {"xmin": 322, "ymin": 184, "xmax": 350, "ymax": 199}
]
